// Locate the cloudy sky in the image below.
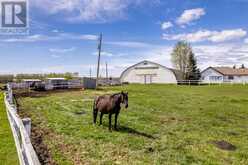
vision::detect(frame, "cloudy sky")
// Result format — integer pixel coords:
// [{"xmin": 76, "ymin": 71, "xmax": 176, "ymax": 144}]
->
[{"xmin": 1, "ymin": 0, "xmax": 248, "ymax": 77}]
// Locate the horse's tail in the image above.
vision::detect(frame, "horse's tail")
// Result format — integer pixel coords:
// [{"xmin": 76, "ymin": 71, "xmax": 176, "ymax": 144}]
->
[
  {"xmin": 93, "ymin": 97, "xmax": 98, "ymax": 110},
  {"xmin": 93, "ymin": 97, "xmax": 99, "ymax": 124}
]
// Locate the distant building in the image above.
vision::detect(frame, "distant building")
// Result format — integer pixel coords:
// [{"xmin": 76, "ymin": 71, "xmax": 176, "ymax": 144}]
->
[
  {"xmin": 22, "ymin": 79, "xmax": 42, "ymax": 87},
  {"xmin": 120, "ymin": 60, "xmax": 182, "ymax": 84},
  {"xmin": 45, "ymin": 78, "xmax": 68, "ymax": 89},
  {"xmin": 98, "ymin": 78, "xmax": 121, "ymax": 86},
  {"xmin": 201, "ymin": 67, "xmax": 248, "ymax": 83},
  {"xmin": 22, "ymin": 79, "xmax": 41, "ymax": 84}
]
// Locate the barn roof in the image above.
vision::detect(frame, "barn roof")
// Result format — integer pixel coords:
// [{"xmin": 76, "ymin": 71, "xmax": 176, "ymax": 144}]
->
[
  {"xmin": 170, "ymin": 69, "xmax": 184, "ymax": 81},
  {"xmin": 203, "ymin": 67, "xmax": 248, "ymax": 76}
]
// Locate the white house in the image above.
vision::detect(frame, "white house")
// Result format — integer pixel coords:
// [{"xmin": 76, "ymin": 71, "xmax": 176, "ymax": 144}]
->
[
  {"xmin": 201, "ymin": 67, "xmax": 248, "ymax": 83},
  {"xmin": 120, "ymin": 61, "xmax": 182, "ymax": 84}
]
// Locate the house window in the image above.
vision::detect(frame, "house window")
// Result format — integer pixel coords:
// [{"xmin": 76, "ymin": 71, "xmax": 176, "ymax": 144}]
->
[
  {"xmin": 228, "ymin": 76, "xmax": 234, "ymax": 80},
  {"xmin": 210, "ymin": 76, "xmax": 222, "ymax": 81}
]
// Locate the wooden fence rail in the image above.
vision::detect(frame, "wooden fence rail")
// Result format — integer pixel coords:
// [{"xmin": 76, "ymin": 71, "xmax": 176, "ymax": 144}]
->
[{"xmin": 5, "ymin": 84, "xmax": 40, "ymax": 165}]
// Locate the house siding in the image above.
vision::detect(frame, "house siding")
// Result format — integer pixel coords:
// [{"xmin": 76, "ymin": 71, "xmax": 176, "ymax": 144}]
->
[
  {"xmin": 201, "ymin": 68, "xmax": 248, "ymax": 83},
  {"xmin": 201, "ymin": 68, "xmax": 224, "ymax": 83}
]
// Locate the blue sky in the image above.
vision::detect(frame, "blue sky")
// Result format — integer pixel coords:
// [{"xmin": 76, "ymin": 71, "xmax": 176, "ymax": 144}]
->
[{"xmin": 1, "ymin": 0, "xmax": 248, "ymax": 77}]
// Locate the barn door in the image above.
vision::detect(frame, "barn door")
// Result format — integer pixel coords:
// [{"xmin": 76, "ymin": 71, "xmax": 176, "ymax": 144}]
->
[{"xmin": 144, "ymin": 75, "xmax": 152, "ymax": 84}]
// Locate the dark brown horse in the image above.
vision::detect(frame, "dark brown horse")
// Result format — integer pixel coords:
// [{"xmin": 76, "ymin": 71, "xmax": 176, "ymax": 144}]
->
[{"xmin": 93, "ymin": 91, "xmax": 128, "ymax": 131}]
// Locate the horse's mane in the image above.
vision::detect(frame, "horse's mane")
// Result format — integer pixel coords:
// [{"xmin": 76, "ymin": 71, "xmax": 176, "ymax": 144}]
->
[{"xmin": 111, "ymin": 93, "xmax": 121, "ymax": 98}]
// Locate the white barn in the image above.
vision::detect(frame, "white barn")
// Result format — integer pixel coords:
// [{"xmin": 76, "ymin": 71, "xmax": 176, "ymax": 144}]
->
[
  {"xmin": 120, "ymin": 61, "xmax": 181, "ymax": 84},
  {"xmin": 201, "ymin": 67, "xmax": 248, "ymax": 83}
]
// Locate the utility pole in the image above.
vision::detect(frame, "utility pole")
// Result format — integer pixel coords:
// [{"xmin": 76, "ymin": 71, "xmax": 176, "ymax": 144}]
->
[
  {"xmin": 89, "ymin": 68, "xmax": 92, "ymax": 78},
  {"xmin": 105, "ymin": 62, "xmax": 108, "ymax": 85},
  {"xmin": 96, "ymin": 33, "xmax": 102, "ymax": 89}
]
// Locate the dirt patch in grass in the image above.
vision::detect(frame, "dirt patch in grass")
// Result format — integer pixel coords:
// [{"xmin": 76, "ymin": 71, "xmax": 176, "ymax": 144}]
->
[
  {"xmin": 29, "ymin": 123, "xmax": 90, "ymax": 165},
  {"xmin": 15, "ymin": 97, "xmax": 57, "ymax": 165},
  {"xmin": 159, "ymin": 116, "xmax": 191, "ymax": 124},
  {"xmin": 31, "ymin": 126, "xmax": 57, "ymax": 165},
  {"xmin": 74, "ymin": 111, "xmax": 87, "ymax": 115},
  {"xmin": 211, "ymin": 140, "xmax": 237, "ymax": 151},
  {"xmin": 14, "ymin": 89, "xmax": 82, "ymax": 98}
]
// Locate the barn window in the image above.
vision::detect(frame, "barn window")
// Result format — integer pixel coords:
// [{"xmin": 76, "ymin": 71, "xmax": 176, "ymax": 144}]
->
[
  {"xmin": 228, "ymin": 76, "xmax": 234, "ymax": 80},
  {"xmin": 143, "ymin": 62, "xmax": 148, "ymax": 65}
]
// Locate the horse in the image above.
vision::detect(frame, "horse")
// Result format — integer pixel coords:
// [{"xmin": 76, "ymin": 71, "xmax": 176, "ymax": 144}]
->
[{"xmin": 93, "ymin": 91, "xmax": 128, "ymax": 131}]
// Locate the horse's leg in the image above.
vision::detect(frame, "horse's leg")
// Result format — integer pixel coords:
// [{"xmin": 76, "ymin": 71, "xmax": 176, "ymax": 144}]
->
[
  {"xmin": 109, "ymin": 114, "xmax": 112, "ymax": 131},
  {"xmin": 114, "ymin": 112, "xmax": 119, "ymax": 130},
  {"xmin": 93, "ymin": 108, "xmax": 98, "ymax": 124},
  {"xmin": 99, "ymin": 112, "xmax": 103, "ymax": 125}
]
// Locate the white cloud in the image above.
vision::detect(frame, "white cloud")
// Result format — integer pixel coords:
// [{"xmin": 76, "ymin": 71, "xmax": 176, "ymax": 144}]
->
[
  {"xmin": 210, "ymin": 29, "xmax": 247, "ymax": 42},
  {"xmin": 51, "ymin": 54, "xmax": 61, "ymax": 58},
  {"xmin": 176, "ymin": 8, "xmax": 205, "ymax": 25},
  {"xmin": 161, "ymin": 21, "xmax": 173, "ymax": 30},
  {"xmin": 78, "ymin": 35, "xmax": 99, "ymax": 40},
  {"xmin": 0, "ymin": 33, "xmax": 98, "ymax": 43},
  {"xmin": 106, "ymin": 41, "xmax": 154, "ymax": 48},
  {"xmin": 49, "ymin": 47, "xmax": 76, "ymax": 53},
  {"xmin": 193, "ymin": 44, "xmax": 248, "ymax": 69},
  {"xmin": 31, "ymin": 0, "xmax": 155, "ymax": 23},
  {"xmin": 52, "ymin": 29, "xmax": 59, "ymax": 33},
  {"xmin": 106, "ymin": 43, "xmax": 248, "ymax": 76},
  {"xmin": 163, "ymin": 29, "xmax": 247, "ymax": 43},
  {"xmin": 1, "ymin": 34, "xmax": 49, "ymax": 42},
  {"xmin": 244, "ymin": 38, "xmax": 248, "ymax": 43},
  {"xmin": 92, "ymin": 51, "xmax": 114, "ymax": 57}
]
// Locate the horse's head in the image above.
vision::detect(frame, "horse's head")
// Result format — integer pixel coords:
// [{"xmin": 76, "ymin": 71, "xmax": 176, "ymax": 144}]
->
[{"xmin": 121, "ymin": 91, "xmax": 128, "ymax": 109}]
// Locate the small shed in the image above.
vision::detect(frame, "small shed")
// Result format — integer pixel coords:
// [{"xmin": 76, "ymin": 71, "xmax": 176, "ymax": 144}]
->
[
  {"xmin": 22, "ymin": 79, "xmax": 42, "ymax": 87},
  {"xmin": 45, "ymin": 78, "xmax": 68, "ymax": 90},
  {"xmin": 82, "ymin": 78, "xmax": 96, "ymax": 89}
]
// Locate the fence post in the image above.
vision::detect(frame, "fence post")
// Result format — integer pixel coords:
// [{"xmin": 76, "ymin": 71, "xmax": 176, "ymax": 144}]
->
[{"xmin": 22, "ymin": 118, "xmax": 31, "ymax": 137}]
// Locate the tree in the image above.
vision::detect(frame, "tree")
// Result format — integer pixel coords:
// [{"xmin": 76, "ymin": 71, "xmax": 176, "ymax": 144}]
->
[
  {"xmin": 241, "ymin": 64, "xmax": 245, "ymax": 69},
  {"xmin": 171, "ymin": 41, "xmax": 200, "ymax": 80},
  {"xmin": 186, "ymin": 51, "xmax": 201, "ymax": 80}
]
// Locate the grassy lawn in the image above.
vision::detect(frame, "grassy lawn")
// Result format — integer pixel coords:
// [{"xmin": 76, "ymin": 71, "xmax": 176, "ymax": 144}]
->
[
  {"xmin": 0, "ymin": 92, "xmax": 19, "ymax": 165},
  {"xmin": 16, "ymin": 85, "xmax": 248, "ymax": 165}
]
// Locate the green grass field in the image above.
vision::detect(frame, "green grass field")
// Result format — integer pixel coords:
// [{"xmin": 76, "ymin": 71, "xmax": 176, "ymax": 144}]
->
[
  {"xmin": 0, "ymin": 93, "xmax": 19, "ymax": 165},
  {"xmin": 16, "ymin": 85, "xmax": 248, "ymax": 165}
]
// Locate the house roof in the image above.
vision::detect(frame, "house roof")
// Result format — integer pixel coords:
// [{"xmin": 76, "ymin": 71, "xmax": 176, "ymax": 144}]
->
[{"xmin": 204, "ymin": 67, "xmax": 248, "ymax": 76}]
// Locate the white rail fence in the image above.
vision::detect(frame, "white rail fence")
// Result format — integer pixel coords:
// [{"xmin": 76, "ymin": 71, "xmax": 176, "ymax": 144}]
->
[
  {"xmin": 177, "ymin": 80, "xmax": 248, "ymax": 85},
  {"xmin": 5, "ymin": 84, "xmax": 40, "ymax": 165}
]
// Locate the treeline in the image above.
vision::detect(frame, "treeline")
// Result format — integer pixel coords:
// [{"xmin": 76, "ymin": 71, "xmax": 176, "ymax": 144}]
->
[{"xmin": 0, "ymin": 72, "xmax": 79, "ymax": 83}]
